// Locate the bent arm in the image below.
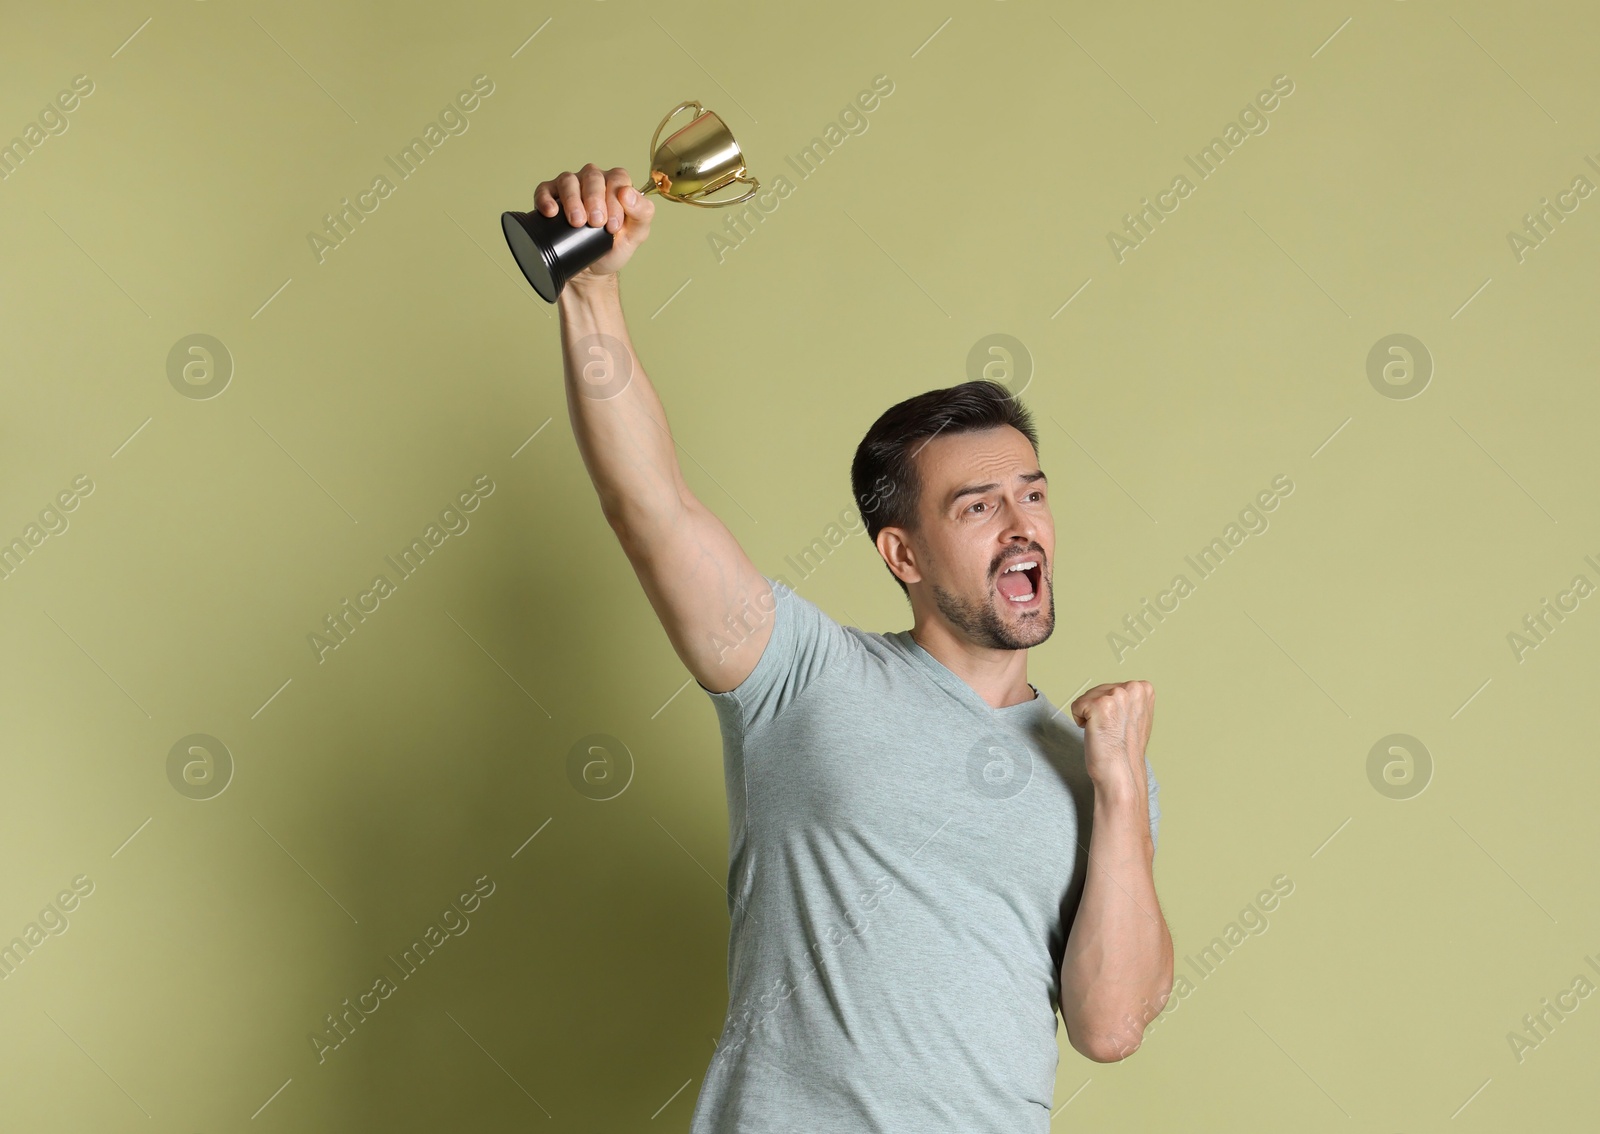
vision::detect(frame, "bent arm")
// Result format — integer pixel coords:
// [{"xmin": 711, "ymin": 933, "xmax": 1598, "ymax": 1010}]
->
[
  {"xmin": 1058, "ymin": 780, "xmax": 1173, "ymax": 1062},
  {"xmin": 557, "ymin": 272, "xmax": 773, "ymax": 692}
]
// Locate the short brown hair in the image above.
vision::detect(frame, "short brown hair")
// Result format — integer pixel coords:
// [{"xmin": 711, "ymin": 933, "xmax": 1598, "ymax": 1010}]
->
[{"xmin": 850, "ymin": 380, "xmax": 1039, "ymax": 596}]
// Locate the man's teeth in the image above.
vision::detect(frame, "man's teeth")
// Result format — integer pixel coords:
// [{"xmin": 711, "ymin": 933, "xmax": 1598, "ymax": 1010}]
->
[{"xmin": 1001, "ymin": 560, "xmax": 1038, "ymax": 602}]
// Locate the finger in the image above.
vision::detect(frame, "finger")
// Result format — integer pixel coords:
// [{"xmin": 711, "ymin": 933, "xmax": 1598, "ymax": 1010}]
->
[
  {"xmin": 1069, "ymin": 684, "xmax": 1114, "ymax": 723},
  {"xmin": 603, "ymin": 168, "xmax": 633, "ymax": 233},
  {"xmin": 533, "ymin": 180, "xmax": 559, "ymax": 217},
  {"xmin": 579, "ymin": 163, "xmax": 609, "ymax": 226},
  {"xmin": 552, "ymin": 171, "xmax": 584, "ymax": 226}
]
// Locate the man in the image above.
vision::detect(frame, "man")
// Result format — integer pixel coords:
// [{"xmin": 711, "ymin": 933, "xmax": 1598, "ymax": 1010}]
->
[{"xmin": 533, "ymin": 163, "xmax": 1173, "ymax": 1132}]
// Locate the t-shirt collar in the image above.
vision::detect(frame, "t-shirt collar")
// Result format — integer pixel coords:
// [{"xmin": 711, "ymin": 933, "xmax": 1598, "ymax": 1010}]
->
[{"xmin": 888, "ymin": 630, "xmax": 1049, "ymax": 718}]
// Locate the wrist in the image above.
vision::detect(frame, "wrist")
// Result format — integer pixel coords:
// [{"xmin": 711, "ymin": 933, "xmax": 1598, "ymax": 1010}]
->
[
  {"xmin": 1090, "ymin": 783, "xmax": 1154, "ymax": 857},
  {"xmin": 561, "ymin": 269, "xmax": 620, "ymax": 305},
  {"xmin": 1089, "ymin": 772, "xmax": 1144, "ymax": 810}
]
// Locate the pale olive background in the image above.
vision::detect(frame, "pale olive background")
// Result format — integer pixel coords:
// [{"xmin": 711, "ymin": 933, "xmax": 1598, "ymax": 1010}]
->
[{"xmin": 2, "ymin": 0, "xmax": 1597, "ymax": 1130}]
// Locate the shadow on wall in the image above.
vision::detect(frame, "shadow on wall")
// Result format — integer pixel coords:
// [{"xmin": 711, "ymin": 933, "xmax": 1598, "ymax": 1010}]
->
[{"xmin": 260, "ymin": 489, "xmax": 732, "ymax": 1128}]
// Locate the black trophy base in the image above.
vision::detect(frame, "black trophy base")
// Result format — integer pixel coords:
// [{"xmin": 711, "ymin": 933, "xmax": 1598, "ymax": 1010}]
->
[{"xmin": 501, "ymin": 209, "xmax": 616, "ymax": 303}]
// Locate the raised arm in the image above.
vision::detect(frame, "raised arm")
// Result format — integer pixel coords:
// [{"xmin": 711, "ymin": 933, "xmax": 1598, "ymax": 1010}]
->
[{"xmin": 535, "ymin": 163, "xmax": 774, "ymax": 692}]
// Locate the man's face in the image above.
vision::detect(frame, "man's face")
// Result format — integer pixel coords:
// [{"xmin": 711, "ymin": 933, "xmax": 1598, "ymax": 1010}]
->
[{"xmin": 891, "ymin": 425, "xmax": 1055, "ymax": 650}]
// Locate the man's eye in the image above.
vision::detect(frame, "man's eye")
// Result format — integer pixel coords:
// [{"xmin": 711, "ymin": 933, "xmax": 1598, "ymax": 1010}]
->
[{"xmin": 967, "ymin": 501, "xmax": 986, "ymax": 514}]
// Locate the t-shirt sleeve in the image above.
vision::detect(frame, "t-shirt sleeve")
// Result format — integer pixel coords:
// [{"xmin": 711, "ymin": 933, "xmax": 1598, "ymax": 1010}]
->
[
  {"xmin": 1145, "ymin": 756, "xmax": 1161, "ymax": 855},
  {"xmin": 701, "ymin": 576, "xmax": 857, "ymax": 737}
]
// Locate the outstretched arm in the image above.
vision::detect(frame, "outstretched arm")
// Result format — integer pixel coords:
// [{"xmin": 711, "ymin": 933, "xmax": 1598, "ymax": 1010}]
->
[{"xmin": 541, "ymin": 164, "xmax": 775, "ymax": 692}]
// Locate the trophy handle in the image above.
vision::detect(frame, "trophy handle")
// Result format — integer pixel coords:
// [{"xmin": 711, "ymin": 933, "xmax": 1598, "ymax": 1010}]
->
[
  {"xmin": 649, "ymin": 100, "xmax": 704, "ymax": 168},
  {"xmin": 674, "ymin": 174, "xmax": 760, "ymax": 209}
]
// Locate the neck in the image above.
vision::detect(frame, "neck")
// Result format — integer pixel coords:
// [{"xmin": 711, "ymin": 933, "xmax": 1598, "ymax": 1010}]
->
[{"xmin": 909, "ymin": 618, "xmax": 1037, "ymax": 709}]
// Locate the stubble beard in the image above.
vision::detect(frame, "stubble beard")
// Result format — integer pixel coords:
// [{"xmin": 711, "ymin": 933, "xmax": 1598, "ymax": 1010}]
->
[{"xmin": 931, "ymin": 571, "xmax": 1055, "ymax": 651}]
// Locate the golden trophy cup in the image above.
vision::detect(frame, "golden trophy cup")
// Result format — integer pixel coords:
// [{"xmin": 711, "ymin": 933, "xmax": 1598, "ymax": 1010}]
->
[{"xmin": 501, "ymin": 100, "xmax": 759, "ymax": 302}]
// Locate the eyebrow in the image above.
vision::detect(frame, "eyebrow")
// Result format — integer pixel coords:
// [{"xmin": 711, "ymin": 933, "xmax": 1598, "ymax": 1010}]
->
[{"xmin": 948, "ymin": 470, "xmax": 1048, "ymax": 507}]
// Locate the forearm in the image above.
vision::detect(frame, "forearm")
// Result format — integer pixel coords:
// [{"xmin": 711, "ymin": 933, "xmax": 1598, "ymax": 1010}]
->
[
  {"xmin": 555, "ymin": 272, "xmax": 687, "ymax": 533},
  {"xmin": 1058, "ymin": 783, "xmax": 1173, "ymax": 1062}
]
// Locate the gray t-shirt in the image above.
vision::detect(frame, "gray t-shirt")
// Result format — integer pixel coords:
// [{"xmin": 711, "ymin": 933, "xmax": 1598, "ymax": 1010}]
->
[{"xmin": 688, "ymin": 578, "xmax": 1160, "ymax": 1133}]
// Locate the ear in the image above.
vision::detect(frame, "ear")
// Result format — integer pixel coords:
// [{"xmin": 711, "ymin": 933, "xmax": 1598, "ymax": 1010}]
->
[{"xmin": 876, "ymin": 526, "xmax": 922, "ymax": 587}]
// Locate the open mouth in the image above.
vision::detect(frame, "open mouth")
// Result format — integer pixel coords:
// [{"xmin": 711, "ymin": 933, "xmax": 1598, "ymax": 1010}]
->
[{"xmin": 995, "ymin": 558, "xmax": 1043, "ymax": 606}]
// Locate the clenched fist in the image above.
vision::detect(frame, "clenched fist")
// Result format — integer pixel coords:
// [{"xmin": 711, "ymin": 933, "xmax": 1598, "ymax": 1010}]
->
[
  {"xmin": 532, "ymin": 163, "xmax": 656, "ymax": 281},
  {"xmin": 1070, "ymin": 680, "xmax": 1155, "ymax": 797}
]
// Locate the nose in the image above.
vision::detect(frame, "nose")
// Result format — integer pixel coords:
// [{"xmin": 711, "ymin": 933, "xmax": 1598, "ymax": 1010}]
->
[
  {"xmin": 998, "ymin": 511, "xmax": 1045, "ymax": 565},
  {"xmin": 997, "ymin": 532, "xmax": 1040, "ymax": 571},
  {"xmin": 1000, "ymin": 506, "xmax": 1038, "ymax": 546}
]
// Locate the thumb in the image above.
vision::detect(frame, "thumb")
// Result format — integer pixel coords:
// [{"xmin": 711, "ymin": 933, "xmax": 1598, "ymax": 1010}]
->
[{"xmin": 620, "ymin": 185, "xmax": 656, "ymax": 228}]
